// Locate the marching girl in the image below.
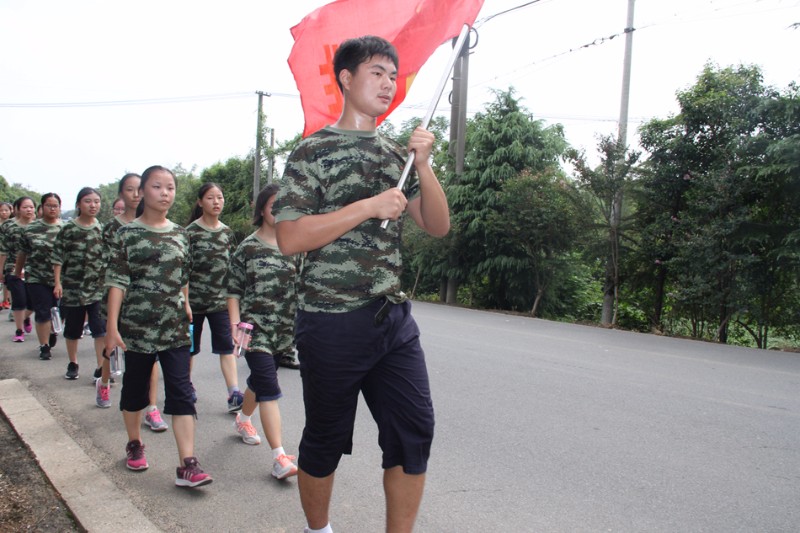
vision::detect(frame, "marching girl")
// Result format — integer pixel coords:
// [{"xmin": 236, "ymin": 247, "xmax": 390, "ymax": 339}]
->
[
  {"xmin": 111, "ymin": 197, "xmax": 125, "ymax": 217},
  {"xmin": 102, "ymin": 173, "xmax": 167, "ymax": 431},
  {"xmin": 105, "ymin": 165, "xmax": 212, "ymax": 488},
  {"xmin": 0, "ymin": 197, "xmax": 37, "ymax": 342},
  {"xmin": 226, "ymin": 184, "xmax": 299, "ymax": 480},
  {"xmin": 52, "ymin": 188, "xmax": 106, "ymax": 388},
  {"xmin": 0, "ymin": 202, "xmax": 13, "ymax": 310},
  {"xmin": 14, "ymin": 193, "xmax": 62, "ymax": 359},
  {"xmin": 185, "ymin": 182, "xmax": 243, "ymax": 412}
]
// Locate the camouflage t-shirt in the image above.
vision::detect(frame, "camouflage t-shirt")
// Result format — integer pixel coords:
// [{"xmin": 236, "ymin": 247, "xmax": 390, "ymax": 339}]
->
[
  {"xmin": 19, "ymin": 219, "xmax": 62, "ymax": 285},
  {"xmin": 272, "ymin": 126, "xmax": 418, "ymax": 313},
  {"xmin": 186, "ymin": 219, "xmax": 236, "ymax": 314},
  {"xmin": 52, "ymin": 219, "xmax": 105, "ymax": 306},
  {"xmin": 101, "ymin": 215, "xmax": 125, "ymax": 265},
  {"xmin": 226, "ymin": 232, "xmax": 300, "ymax": 354},
  {"xmin": 0, "ymin": 219, "xmax": 25, "ymax": 277},
  {"xmin": 105, "ymin": 219, "xmax": 191, "ymax": 354}
]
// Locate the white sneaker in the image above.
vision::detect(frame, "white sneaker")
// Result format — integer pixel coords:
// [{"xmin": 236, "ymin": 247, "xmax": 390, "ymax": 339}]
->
[
  {"xmin": 272, "ymin": 453, "xmax": 298, "ymax": 479},
  {"xmin": 234, "ymin": 413, "xmax": 261, "ymax": 445}
]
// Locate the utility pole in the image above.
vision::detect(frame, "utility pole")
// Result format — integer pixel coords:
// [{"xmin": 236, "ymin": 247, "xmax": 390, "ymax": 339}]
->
[
  {"xmin": 618, "ymin": 0, "xmax": 635, "ymax": 147},
  {"xmin": 602, "ymin": 0, "xmax": 635, "ymax": 325},
  {"xmin": 254, "ymin": 91, "xmax": 270, "ymax": 203},
  {"xmin": 266, "ymin": 127, "xmax": 275, "ymax": 185},
  {"xmin": 444, "ymin": 29, "xmax": 473, "ymax": 305}
]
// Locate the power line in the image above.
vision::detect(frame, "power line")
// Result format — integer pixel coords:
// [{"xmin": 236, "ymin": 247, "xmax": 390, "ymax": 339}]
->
[
  {"xmin": 474, "ymin": 0, "xmax": 549, "ymax": 27},
  {"xmin": 466, "ymin": 0, "xmax": 796, "ymax": 93},
  {"xmin": 0, "ymin": 91, "xmax": 299, "ymax": 109}
]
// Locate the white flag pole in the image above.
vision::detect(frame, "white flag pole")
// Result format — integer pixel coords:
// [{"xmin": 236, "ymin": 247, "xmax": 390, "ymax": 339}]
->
[{"xmin": 381, "ymin": 23, "xmax": 471, "ymax": 229}]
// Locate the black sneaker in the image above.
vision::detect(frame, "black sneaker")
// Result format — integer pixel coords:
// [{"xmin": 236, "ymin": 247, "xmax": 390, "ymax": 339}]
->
[
  {"xmin": 39, "ymin": 344, "xmax": 51, "ymax": 360},
  {"xmin": 92, "ymin": 366, "xmax": 115, "ymax": 384},
  {"xmin": 49, "ymin": 332, "xmax": 58, "ymax": 347},
  {"xmin": 277, "ymin": 354, "xmax": 301, "ymax": 370},
  {"xmin": 65, "ymin": 362, "xmax": 79, "ymax": 380}
]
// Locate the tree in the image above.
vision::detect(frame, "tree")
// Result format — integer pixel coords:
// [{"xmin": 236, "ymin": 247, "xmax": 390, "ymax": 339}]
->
[
  {"xmin": 486, "ymin": 169, "xmax": 581, "ymax": 316},
  {"xmin": 447, "ymin": 88, "xmax": 568, "ymax": 309},
  {"xmin": 636, "ymin": 64, "xmax": 800, "ymax": 346},
  {"xmin": 569, "ymin": 136, "xmax": 639, "ymax": 325}
]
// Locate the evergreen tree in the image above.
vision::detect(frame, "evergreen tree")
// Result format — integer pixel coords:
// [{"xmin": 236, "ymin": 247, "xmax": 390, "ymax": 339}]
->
[{"xmin": 447, "ymin": 88, "xmax": 567, "ymax": 309}]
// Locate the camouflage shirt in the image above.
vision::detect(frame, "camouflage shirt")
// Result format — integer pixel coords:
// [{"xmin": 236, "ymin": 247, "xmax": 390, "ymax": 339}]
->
[
  {"xmin": 186, "ymin": 219, "xmax": 236, "ymax": 314},
  {"xmin": 0, "ymin": 219, "xmax": 26, "ymax": 277},
  {"xmin": 105, "ymin": 220, "xmax": 191, "ymax": 354},
  {"xmin": 52, "ymin": 219, "xmax": 105, "ymax": 306},
  {"xmin": 226, "ymin": 232, "xmax": 301, "ymax": 354},
  {"xmin": 101, "ymin": 215, "xmax": 125, "ymax": 265},
  {"xmin": 273, "ymin": 126, "xmax": 418, "ymax": 313},
  {"xmin": 19, "ymin": 219, "xmax": 62, "ymax": 285}
]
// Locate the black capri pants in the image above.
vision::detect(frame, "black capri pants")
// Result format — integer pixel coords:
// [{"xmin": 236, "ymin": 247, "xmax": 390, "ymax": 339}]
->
[{"xmin": 119, "ymin": 345, "xmax": 196, "ymax": 416}]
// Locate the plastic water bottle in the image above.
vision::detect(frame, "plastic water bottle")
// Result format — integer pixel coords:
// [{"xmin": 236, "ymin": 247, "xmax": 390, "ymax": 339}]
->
[
  {"xmin": 189, "ymin": 323, "xmax": 194, "ymax": 353},
  {"xmin": 109, "ymin": 347, "xmax": 123, "ymax": 377},
  {"xmin": 234, "ymin": 322, "xmax": 254, "ymax": 357},
  {"xmin": 50, "ymin": 306, "xmax": 63, "ymax": 333}
]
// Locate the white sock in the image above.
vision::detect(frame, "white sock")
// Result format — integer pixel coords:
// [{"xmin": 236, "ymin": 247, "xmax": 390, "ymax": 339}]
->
[
  {"xmin": 306, "ymin": 524, "xmax": 332, "ymax": 533},
  {"xmin": 100, "ymin": 380, "xmax": 109, "ymax": 388},
  {"xmin": 272, "ymin": 446, "xmax": 285, "ymax": 459},
  {"xmin": 239, "ymin": 413, "xmax": 252, "ymax": 424},
  {"xmin": 146, "ymin": 405, "xmax": 157, "ymax": 413}
]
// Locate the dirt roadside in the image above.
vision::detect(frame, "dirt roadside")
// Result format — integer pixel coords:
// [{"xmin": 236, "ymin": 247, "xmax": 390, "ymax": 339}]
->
[{"xmin": 0, "ymin": 410, "xmax": 81, "ymax": 532}]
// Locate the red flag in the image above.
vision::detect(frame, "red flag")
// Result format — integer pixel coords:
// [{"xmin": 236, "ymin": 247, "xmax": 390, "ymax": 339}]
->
[{"xmin": 288, "ymin": 0, "xmax": 485, "ymax": 137}]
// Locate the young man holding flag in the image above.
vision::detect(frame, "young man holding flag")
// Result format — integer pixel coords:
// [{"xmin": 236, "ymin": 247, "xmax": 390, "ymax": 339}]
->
[{"xmin": 274, "ymin": 36, "xmax": 450, "ymax": 533}]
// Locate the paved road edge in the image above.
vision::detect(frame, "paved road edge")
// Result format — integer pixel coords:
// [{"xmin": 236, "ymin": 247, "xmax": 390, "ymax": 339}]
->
[{"xmin": 0, "ymin": 378, "xmax": 161, "ymax": 532}]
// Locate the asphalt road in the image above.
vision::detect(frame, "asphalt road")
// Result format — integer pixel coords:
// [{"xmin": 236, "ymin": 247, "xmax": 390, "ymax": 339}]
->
[{"xmin": 1, "ymin": 302, "xmax": 799, "ymax": 532}]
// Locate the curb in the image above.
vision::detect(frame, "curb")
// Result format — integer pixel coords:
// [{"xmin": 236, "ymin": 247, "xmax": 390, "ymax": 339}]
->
[{"xmin": 0, "ymin": 378, "xmax": 161, "ymax": 532}]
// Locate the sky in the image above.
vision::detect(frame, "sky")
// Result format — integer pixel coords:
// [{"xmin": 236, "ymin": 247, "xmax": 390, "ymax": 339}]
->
[{"xmin": 1, "ymin": 0, "xmax": 798, "ymax": 208}]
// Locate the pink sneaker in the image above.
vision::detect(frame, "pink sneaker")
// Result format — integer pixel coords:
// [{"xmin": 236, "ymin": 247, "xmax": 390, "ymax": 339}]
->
[
  {"xmin": 23, "ymin": 317, "xmax": 32, "ymax": 334},
  {"xmin": 125, "ymin": 440, "xmax": 148, "ymax": 471},
  {"xmin": 144, "ymin": 408, "xmax": 168, "ymax": 432},
  {"xmin": 175, "ymin": 457, "xmax": 212, "ymax": 488},
  {"xmin": 12, "ymin": 329, "xmax": 24, "ymax": 342},
  {"xmin": 95, "ymin": 380, "xmax": 111, "ymax": 408}
]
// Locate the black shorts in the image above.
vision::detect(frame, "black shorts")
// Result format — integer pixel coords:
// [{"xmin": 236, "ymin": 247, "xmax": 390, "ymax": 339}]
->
[
  {"xmin": 243, "ymin": 351, "xmax": 282, "ymax": 401},
  {"xmin": 26, "ymin": 283, "xmax": 57, "ymax": 323},
  {"xmin": 191, "ymin": 310, "xmax": 234, "ymax": 356},
  {"xmin": 62, "ymin": 302, "xmax": 105, "ymax": 340},
  {"xmin": 119, "ymin": 346, "xmax": 195, "ymax": 416},
  {"xmin": 295, "ymin": 299, "xmax": 434, "ymax": 478},
  {"xmin": 5, "ymin": 274, "xmax": 31, "ymax": 312}
]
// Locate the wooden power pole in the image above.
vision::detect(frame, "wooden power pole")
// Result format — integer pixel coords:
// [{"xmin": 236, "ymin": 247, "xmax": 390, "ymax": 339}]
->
[{"xmin": 254, "ymin": 91, "xmax": 270, "ymax": 203}]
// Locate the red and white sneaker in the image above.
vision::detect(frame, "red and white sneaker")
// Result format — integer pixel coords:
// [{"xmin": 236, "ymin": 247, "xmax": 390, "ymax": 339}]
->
[
  {"xmin": 125, "ymin": 440, "xmax": 149, "ymax": 471},
  {"xmin": 176, "ymin": 457, "xmax": 212, "ymax": 488}
]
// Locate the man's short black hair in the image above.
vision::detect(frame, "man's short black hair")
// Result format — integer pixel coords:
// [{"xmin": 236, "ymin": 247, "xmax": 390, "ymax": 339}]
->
[{"xmin": 333, "ymin": 35, "xmax": 399, "ymax": 92}]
